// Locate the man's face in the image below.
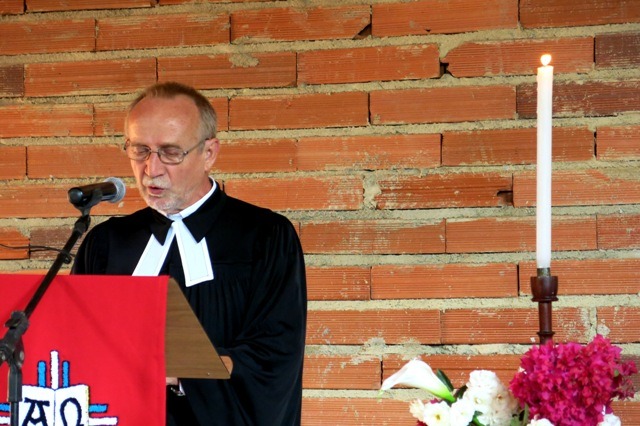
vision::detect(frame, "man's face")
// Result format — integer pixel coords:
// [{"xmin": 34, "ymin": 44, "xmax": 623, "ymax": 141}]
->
[{"xmin": 125, "ymin": 95, "xmax": 219, "ymax": 214}]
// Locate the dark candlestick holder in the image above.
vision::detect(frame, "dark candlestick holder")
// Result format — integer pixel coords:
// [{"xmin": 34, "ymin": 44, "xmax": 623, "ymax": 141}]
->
[{"xmin": 530, "ymin": 268, "xmax": 558, "ymax": 344}]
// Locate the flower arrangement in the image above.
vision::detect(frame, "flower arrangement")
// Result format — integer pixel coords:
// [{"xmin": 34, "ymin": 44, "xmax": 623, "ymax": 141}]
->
[{"xmin": 380, "ymin": 335, "xmax": 636, "ymax": 426}]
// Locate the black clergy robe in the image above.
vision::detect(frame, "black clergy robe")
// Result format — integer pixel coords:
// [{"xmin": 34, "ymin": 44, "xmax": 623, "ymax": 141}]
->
[{"xmin": 71, "ymin": 186, "xmax": 307, "ymax": 426}]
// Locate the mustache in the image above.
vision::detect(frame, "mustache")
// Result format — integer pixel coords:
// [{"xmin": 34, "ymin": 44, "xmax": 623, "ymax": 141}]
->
[{"xmin": 142, "ymin": 177, "xmax": 169, "ymax": 188}]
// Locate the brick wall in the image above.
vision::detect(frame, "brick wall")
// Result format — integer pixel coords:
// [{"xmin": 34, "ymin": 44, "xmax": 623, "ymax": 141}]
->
[{"xmin": 1, "ymin": 0, "xmax": 639, "ymax": 424}]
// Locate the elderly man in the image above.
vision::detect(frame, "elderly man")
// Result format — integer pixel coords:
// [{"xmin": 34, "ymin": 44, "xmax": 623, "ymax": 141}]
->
[{"xmin": 72, "ymin": 82, "xmax": 307, "ymax": 426}]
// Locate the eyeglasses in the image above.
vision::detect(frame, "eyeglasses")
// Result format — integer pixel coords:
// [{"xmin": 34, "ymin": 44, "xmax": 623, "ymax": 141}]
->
[{"xmin": 124, "ymin": 139, "xmax": 206, "ymax": 165}]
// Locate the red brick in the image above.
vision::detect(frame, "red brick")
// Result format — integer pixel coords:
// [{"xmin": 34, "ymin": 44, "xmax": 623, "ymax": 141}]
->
[
  {"xmin": 443, "ymin": 127, "xmax": 593, "ymax": 165},
  {"xmin": 0, "ymin": 104, "xmax": 93, "ymax": 138},
  {"xmin": 223, "ymin": 176, "xmax": 362, "ymax": 211},
  {"xmin": 597, "ymin": 125, "xmax": 640, "ymax": 160},
  {"xmin": 211, "ymin": 98, "xmax": 230, "ymax": 132},
  {"xmin": 214, "ymin": 138, "xmax": 296, "ymax": 173},
  {"xmin": 306, "ymin": 266, "xmax": 371, "ymax": 301},
  {"xmin": 445, "ymin": 37, "xmax": 593, "ymax": 77},
  {"xmin": 372, "ymin": 263, "xmax": 517, "ymax": 299},
  {"xmin": 519, "ymin": 258, "xmax": 640, "ymax": 295},
  {"xmin": 231, "ymin": 5, "xmax": 370, "ymax": 42},
  {"xmin": 0, "ymin": 228, "xmax": 28, "ymax": 259},
  {"xmin": 300, "ymin": 220, "xmax": 445, "ymax": 255},
  {"xmin": 298, "ymin": 45, "xmax": 440, "ymax": 85},
  {"xmin": 0, "ymin": 0, "xmax": 23, "ymax": 14},
  {"xmin": 93, "ymin": 97, "xmax": 229, "ymax": 136},
  {"xmin": 0, "ymin": 64, "xmax": 23, "ymax": 97},
  {"xmin": 371, "ymin": 86, "xmax": 515, "ymax": 125},
  {"xmin": 98, "ymin": 13, "xmax": 228, "ymax": 51},
  {"xmin": 303, "ymin": 355, "xmax": 381, "ymax": 390},
  {"xmin": 297, "ymin": 134, "xmax": 441, "ymax": 171},
  {"xmin": 383, "ymin": 354, "xmax": 521, "ymax": 388},
  {"xmin": 446, "ymin": 217, "xmax": 597, "ymax": 253},
  {"xmin": 302, "ymin": 398, "xmax": 411, "ymax": 426},
  {"xmin": 442, "ymin": 307, "xmax": 588, "ymax": 344},
  {"xmin": 30, "ymin": 226, "xmax": 76, "ymax": 260},
  {"xmin": 230, "ymin": 92, "xmax": 368, "ymax": 130},
  {"xmin": 0, "ymin": 184, "xmax": 145, "ymax": 218},
  {"xmin": 517, "ymin": 81, "xmax": 640, "ymax": 118},
  {"xmin": 26, "ymin": 0, "xmax": 151, "ymax": 11},
  {"xmin": 372, "ymin": 0, "xmax": 517, "ymax": 37},
  {"xmin": 307, "ymin": 309, "xmax": 440, "ymax": 345},
  {"xmin": 0, "ymin": 146, "xmax": 25, "ymax": 179},
  {"xmin": 597, "ymin": 31, "xmax": 640, "ymax": 68},
  {"xmin": 25, "ymin": 58, "xmax": 156, "ymax": 97},
  {"xmin": 521, "ymin": 0, "xmax": 640, "ymax": 28},
  {"xmin": 613, "ymin": 401, "xmax": 640, "ymax": 425},
  {"xmin": 28, "ymin": 145, "xmax": 132, "ymax": 179},
  {"xmin": 514, "ymin": 170, "xmax": 640, "ymax": 207},
  {"xmin": 375, "ymin": 172, "xmax": 512, "ymax": 209},
  {"xmin": 598, "ymin": 307, "xmax": 640, "ymax": 343},
  {"xmin": 93, "ymin": 102, "xmax": 129, "ymax": 136},
  {"xmin": 0, "ymin": 19, "xmax": 94, "ymax": 55},
  {"xmin": 159, "ymin": 52, "xmax": 295, "ymax": 89},
  {"xmin": 597, "ymin": 214, "xmax": 640, "ymax": 249},
  {"xmin": 15, "ymin": 269, "xmax": 70, "ymax": 275}
]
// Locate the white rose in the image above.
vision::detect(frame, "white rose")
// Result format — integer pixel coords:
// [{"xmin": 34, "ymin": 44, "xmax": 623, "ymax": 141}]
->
[
  {"xmin": 489, "ymin": 388, "xmax": 519, "ymax": 414},
  {"xmin": 467, "ymin": 370, "xmax": 501, "ymax": 393},
  {"xmin": 450, "ymin": 399, "xmax": 475, "ymax": 426},
  {"xmin": 461, "ymin": 386, "xmax": 493, "ymax": 414},
  {"xmin": 423, "ymin": 401, "xmax": 451, "ymax": 426}
]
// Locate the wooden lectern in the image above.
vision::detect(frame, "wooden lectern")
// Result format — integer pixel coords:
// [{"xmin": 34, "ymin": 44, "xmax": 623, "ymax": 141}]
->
[{"xmin": 165, "ymin": 278, "xmax": 229, "ymax": 379}]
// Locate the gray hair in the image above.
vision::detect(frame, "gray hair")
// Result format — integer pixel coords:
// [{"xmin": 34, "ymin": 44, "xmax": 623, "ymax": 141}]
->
[{"xmin": 126, "ymin": 81, "xmax": 217, "ymax": 141}]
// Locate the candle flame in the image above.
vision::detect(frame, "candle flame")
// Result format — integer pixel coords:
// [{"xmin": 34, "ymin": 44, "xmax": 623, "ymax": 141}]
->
[{"xmin": 541, "ymin": 54, "xmax": 552, "ymax": 66}]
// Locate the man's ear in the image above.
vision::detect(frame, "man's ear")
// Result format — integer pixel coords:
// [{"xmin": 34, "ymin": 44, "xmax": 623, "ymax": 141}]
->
[{"xmin": 204, "ymin": 138, "xmax": 220, "ymax": 170}]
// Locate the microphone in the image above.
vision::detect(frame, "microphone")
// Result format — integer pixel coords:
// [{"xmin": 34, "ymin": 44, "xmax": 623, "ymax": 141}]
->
[{"xmin": 68, "ymin": 177, "xmax": 126, "ymax": 207}]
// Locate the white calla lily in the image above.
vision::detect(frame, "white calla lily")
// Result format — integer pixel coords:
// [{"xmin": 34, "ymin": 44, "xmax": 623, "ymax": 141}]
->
[{"xmin": 381, "ymin": 359, "xmax": 455, "ymax": 402}]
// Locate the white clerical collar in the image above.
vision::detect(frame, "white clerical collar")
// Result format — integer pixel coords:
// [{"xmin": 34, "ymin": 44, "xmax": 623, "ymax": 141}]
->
[{"xmin": 132, "ymin": 179, "xmax": 216, "ymax": 287}]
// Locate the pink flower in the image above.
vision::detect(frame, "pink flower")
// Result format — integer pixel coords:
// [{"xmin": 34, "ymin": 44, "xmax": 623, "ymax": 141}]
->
[{"xmin": 509, "ymin": 335, "xmax": 636, "ymax": 426}]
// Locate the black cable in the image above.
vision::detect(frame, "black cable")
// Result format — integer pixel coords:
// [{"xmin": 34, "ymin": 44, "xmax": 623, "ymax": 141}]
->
[{"xmin": 0, "ymin": 243, "xmax": 74, "ymax": 263}]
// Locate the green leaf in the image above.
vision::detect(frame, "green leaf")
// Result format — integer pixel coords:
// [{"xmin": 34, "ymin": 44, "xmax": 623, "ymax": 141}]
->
[
  {"xmin": 435, "ymin": 369, "xmax": 455, "ymax": 392},
  {"xmin": 522, "ymin": 405, "xmax": 530, "ymax": 424},
  {"xmin": 454, "ymin": 384, "xmax": 468, "ymax": 399},
  {"xmin": 472, "ymin": 414, "xmax": 486, "ymax": 426},
  {"xmin": 509, "ymin": 406, "xmax": 528, "ymax": 426}
]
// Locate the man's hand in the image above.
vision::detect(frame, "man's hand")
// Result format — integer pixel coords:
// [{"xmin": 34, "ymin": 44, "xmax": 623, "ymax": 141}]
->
[
  {"xmin": 166, "ymin": 377, "xmax": 179, "ymax": 386},
  {"xmin": 221, "ymin": 355, "xmax": 233, "ymax": 374}
]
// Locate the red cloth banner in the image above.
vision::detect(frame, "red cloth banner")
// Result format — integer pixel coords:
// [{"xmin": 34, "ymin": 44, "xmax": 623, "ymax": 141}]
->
[{"xmin": 0, "ymin": 274, "xmax": 167, "ymax": 425}]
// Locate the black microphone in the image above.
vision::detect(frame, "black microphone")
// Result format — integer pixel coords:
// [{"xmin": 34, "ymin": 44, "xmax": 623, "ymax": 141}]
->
[{"xmin": 68, "ymin": 177, "xmax": 126, "ymax": 207}]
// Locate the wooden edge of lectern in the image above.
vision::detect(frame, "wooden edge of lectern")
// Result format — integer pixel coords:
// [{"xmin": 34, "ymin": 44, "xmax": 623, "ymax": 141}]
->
[{"xmin": 165, "ymin": 278, "xmax": 230, "ymax": 380}]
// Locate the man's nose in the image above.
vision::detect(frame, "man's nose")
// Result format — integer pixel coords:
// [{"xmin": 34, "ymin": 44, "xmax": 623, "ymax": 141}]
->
[{"xmin": 145, "ymin": 151, "xmax": 164, "ymax": 176}]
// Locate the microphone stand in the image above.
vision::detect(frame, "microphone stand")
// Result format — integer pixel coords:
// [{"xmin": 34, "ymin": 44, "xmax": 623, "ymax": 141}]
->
[{"xmin": 0, "ymin": 191, "xmax": 101, "ymax": 426}]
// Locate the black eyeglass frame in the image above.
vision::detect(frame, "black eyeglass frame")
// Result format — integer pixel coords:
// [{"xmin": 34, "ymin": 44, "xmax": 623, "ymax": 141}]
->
[{"xmin": 123, "ymin": 138, "xmax": 207, "ymax": 165}]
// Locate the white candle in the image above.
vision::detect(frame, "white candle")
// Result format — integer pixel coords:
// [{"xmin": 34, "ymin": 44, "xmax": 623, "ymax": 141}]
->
[{"xmin": 536, "ymin": 54, "xmax": 553, "ymax": 269}]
